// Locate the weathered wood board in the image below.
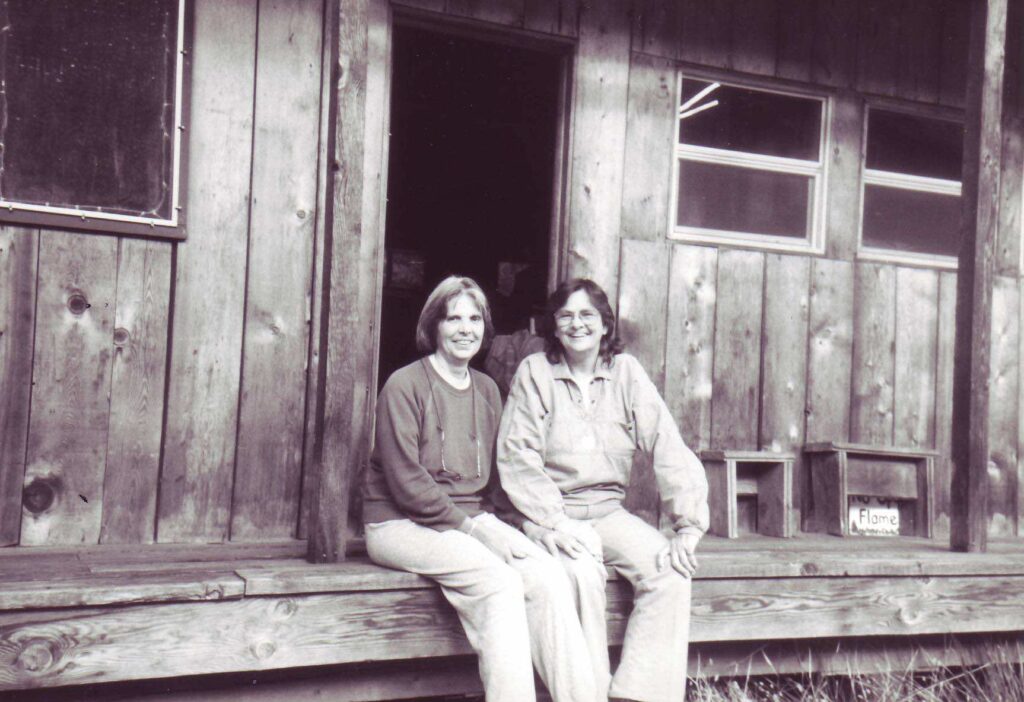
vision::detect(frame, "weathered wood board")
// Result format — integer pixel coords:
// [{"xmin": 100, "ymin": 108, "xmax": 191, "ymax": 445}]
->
[
  {"xmin": 711, "ymin": 249, "xmax": 764, "ymax": 450},
  {"xmin": 664, "ymin": 244, "xmax": 716, "ymax": 451},
  {"xmin": 21, "ymin": 230, "xmax": 118, "ymax": 545},
  {"xmin": 0, "ymin": 227, "xmax": 38, "ymax": 546},
  {"xmin": 851, "ymin": 263, "xmax": 896, "ymax": 446},
  {"xmin": 988, "ymin": 276, "xmax": 1020, "ymax": 536},
  {"xmin": 100, "ymin": 239, "xmax": 172, "ymax": 544},
  {"xmin": 893, "ymin": 268, "xmax": 939, "ymax": 449},
  {"xmin": 158, "ymin": 0, "xmax": 258, "ymax": 543},
  {"xmin": 232, "ymin": 0, "xmax": 323, "ymax": 542}
]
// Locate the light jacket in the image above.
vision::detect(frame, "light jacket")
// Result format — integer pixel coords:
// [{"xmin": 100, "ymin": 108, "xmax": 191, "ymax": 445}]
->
[{"xmin": 496, "ymin": 352, "xmax": 709, "ymax": 535}]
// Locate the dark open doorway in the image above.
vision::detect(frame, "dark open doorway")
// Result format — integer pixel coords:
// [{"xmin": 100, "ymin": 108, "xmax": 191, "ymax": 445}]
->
[{"xmin": 378, "ymin": 22, "xmax": 566, "ymax": 389}]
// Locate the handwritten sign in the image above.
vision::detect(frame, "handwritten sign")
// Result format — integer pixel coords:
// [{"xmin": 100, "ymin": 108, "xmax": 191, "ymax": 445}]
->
[{"xmin": 848, "ymin": 496, "xmax": 900, "ymax": 536}]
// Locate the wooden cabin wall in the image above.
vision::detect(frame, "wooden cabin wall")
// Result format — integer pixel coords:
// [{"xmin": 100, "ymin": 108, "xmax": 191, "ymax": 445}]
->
[
  {"xmin": 619, "ymin": 0, "xmax": 1024, "ymax": 537},
  {"xmin": 0, "ymin": 0, "xmax": 325, "ymax": 547}
]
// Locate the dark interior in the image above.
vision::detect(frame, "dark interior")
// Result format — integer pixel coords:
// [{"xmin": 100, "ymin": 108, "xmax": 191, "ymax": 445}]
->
[{"xmin": 379, "ymin": 24, "xmax": 562, "ymax": 386}]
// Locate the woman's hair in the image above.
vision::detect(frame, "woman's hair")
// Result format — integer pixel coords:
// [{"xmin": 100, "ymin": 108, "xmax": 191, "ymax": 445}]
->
[
  {"xmin": 415, "ymin": 275, "xmax": 494, "ymax": 354},
  {"xmin": 541, "ymin": 278, "xmax": 623, "ymax": 365}
]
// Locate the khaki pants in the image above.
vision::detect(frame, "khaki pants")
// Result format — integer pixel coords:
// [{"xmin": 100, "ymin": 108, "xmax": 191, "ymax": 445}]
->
[
  {"xmin": 365, "ymin": 512, "xmax": 601, "ymax": 702},
  {"xmin": 563, "ymin": 506, "xmax": 693, "ymax": 702}
]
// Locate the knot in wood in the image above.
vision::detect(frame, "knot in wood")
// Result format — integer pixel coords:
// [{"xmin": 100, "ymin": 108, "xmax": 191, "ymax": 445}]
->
[
  {"xmin": 23, "ymin": 477, "xmax": 59, "ymax": 514},
  {"xmin": 250, "ymin": 640, "xmax": 277, "ymax": 660},
  {"xmin": 113, "ymin": 327, "xmax": 130, "ymax": 346},
  {"xmin": 15, "ymin": 638, "xmax": 58, "ymax": 673},
  {"xmin": 272, "ymin": 599, "xmax": 297, "ymax": 620},
  {"xmin": 67, "ymin": 293, "xmax": 90, "ymax": 315}
]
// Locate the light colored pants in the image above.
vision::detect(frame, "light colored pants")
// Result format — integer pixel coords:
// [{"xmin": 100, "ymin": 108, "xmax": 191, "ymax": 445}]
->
[
  {"xmin": 562, "ymin": 506, "xmax": 692, "ymax": 702},
  {"xmin": 365, "ymin": 512, "xmax": 600, "ymax": 702}
]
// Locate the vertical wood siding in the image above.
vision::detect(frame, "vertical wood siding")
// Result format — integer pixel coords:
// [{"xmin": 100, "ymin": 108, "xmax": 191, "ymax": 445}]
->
[
  {"xmin": 0, "ymin": 227, "xmax": 38, "ymax": 546},
  {"xmin": 158, "ymin": 0, "xmax": 259, "ymax": 543},
  {"xmin": 232, "ymin": 0, "xmax": 323, "ymax": 542},
  {"xmin": 0, "ymin": 0, "xmax": 1021, "ymax": 549},
  {"xmin": 100, "ymin": 239, "xmax": 172, "ymax": 544}
]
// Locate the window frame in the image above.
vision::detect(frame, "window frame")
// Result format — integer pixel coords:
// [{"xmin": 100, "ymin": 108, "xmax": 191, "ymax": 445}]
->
[
  {"xmin": 857, "ymin": 101, "xmax": 965, "ymax": 270},
  {"xmin": 0, "ymin": 0, "xmax": 192, "ymax": 240},
  {"xmin": 669, "ymin": 70, "xmax": 831, "ymax": 254}
]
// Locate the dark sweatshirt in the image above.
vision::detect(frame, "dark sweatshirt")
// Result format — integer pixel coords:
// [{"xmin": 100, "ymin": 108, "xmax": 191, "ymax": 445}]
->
[{"xmin": 362, "ymin": 358, "xmax": 522, "ymax": 530}]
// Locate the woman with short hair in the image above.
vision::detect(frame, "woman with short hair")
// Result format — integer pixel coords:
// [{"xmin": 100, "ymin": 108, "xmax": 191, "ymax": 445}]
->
[
  {"xmin": 498, "ymin": 277, "xmax": 710, "ymax": 702},
  {"xmin": 362, "ymin": 275, "xmax": 599, "ymax": 702}
]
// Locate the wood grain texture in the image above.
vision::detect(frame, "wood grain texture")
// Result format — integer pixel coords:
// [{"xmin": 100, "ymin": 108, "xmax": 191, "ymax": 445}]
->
[
  {"xmin": 729, "ymin": 0, "xmax": 777, "ymax": 76},
  {"xmin": 893, "ymin": 267, "xmax": 939, "ymax": 449},
  {"xmin": 6, "ymin": 572, "xmax": 1024, "ymax": 690},
  {"xmin": 444, "ymin": 0, "xmax": 524, "ymax": 26},
  {"xmin": 1019, "ymin": 275, "xmax": 1024, "ymax": 537},
  {"xmin": 631, "ymin": 0, "xmax": 678, "ymax": 59},
  {"xmin": 158, "ymin": 0, "xmax": 258, "ymax": 543},
  {"xmin": 952, "ymin": 0, "xmax": 1007, "ymax": 552},
  {"xmin": 987, "ymin": 276, "xmax": 1019, "ymax": 536},
  {"xmin": 759, "ymin": 254, "xmax": 809, "ymax": 533},
  {"xmin": 896, "ymin": 0, "xmax": 943, "ymax": 103},
  {"xmin": 0, "ymin": 570, "xmax": 244, "ymax": 611},
  {"xmin": 100, "ymin": 239, "xmax": 171, "ymax": 544},
  {"xmin": 805, "ymin": 258, "xmax": 854, "ymax": 444},
  {"xmin": 997, "ymin": 0, "xmax": 1022, "ymax": 277},
  {"xmin": 617, "ymin": 239, "xmax": 669, "ymax": 390},
  {"xmin": 711, "ymin": 249, "xmax": 764, "ymax": 450},
  {"xmin": 938, "ymin": 0, "xmax": 970, "ymax": 109},
  {"xmin": 679, "ymin": 0, "xmax": 733, "ymax": 70},
  {"xmin": 232, "ymin": 0, "xmax": 323, "ymax": 542},
  {"xmin": 851, "ymin": 263, "xmax": 896, "ymax": 446},
  {"xmin": 774, "ymin": 0, "xmax": 815, "ymax": 82},
  {"xmin": 810, "ymin": 0, "xmax": 858, "ymax": 88},
  {"xmin": 0, "ymin": 226, "xmax": 37, "ymax": 546},
  {"xmin": 308, "ymin": 0, "xmax": 373, "ymax": 562},
  {"xmin": 824, "ymin": 94, "xmax": 864, "ymax": 261},
  {"xmin": 620, "ymin": 52, "xmax": 676, "ymax": 244},
  {"xmin": 299, "ymin": 0, "xmax": 340, "ymax": 541},
  {"xmin": 704, "ymin": 458, "xmax": 736, "ymax": 538},
  {"xmin": 665, "ymin": 244, "xmax": 717, "ymax": 450},
  {"xmin": 933, "ymin": 272, "xmax": 957, "ymax": 538},
  {"xmin": 564, "ymin": 0, "xmax": 632, "ymax": 301},
  {"xmin": 759, "ymin": 255, "xmax": 810, "ymax": 453},
  {"xmin": 522, "ymin": 0, "xmax": 578, "ymax": 37},
  {"xmin": 617, "ymin": 239, "xmax": 670, "ymax": 525},
  {"xmin": 21, "ymin": 231, "xmax": 118, "ymax": 546},
  {"xmin": 856, "ymin": 0, "xmax": 901, "ymax": 97}
]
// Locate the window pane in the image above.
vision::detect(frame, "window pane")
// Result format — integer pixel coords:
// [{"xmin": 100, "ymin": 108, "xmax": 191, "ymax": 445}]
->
[
  {"xmin": 677, "ymin": 160, "xmax": 811, "ymax": 239},
  {"xmin": 679, "ymin": 79, "xmax": 822, "ymax": 161},
  {"xmin": 866, "ymin": 110, "xmax": 963, "ymax": 180},
  {"xmin": 862, "ymin": 185, "xmax": 961, "ymax": 257}
]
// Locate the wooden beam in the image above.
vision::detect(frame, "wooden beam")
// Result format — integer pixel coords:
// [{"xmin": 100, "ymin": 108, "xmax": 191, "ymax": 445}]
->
[
  {"xmin": 307, "ymin": 0, "xmax": 373, "ymax": 563},
  {"xmin": 951, "ymin": 0, "xmax": 1009, "ymax": 552}
]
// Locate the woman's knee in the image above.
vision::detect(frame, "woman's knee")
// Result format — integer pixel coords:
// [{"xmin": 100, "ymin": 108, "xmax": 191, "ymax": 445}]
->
[
  {"xmin": 475, "ymin": 561, "xmax": 526, "ymax": 601},
  {"xmin": 563, "ymin": 554, "xmax": 609, "ymax": 595},
  {"xmin": 635, "ymin": 566, "xmax": 692, "ymax": 602}
]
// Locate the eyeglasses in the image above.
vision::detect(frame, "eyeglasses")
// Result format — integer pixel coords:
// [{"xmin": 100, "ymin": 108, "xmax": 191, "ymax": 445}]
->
[{"xmin": 554, "ymin": 309, "xmax": 600, "ymax": 328}]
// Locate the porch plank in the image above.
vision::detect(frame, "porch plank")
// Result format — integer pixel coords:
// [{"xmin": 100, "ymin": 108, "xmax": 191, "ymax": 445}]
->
[
  {"xmin": 5, "ymin": 571, "xmax": 1024, "ymax": 691},
  {"xmin": 0, "ymin": 570, "xmax": 244, "ymax": 611}
]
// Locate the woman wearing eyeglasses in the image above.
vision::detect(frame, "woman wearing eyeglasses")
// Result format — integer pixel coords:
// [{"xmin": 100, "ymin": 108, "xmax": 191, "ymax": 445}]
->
[
  {"xmin": 497, "ymin": 278, "xmax": 710, "ymax": 702},
  {"xmin": 362, "ymin": 275, "xmax": 600, "ymax": 702}
]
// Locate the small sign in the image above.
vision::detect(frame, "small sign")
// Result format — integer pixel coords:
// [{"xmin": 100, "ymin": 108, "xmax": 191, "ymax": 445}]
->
[{"xmin": 848, "ymin": 496, "xmax": 900, "ymax": 536}]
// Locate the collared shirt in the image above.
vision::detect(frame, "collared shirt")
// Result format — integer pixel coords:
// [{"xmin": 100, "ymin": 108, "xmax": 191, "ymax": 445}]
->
[{"xmin": 496, "ymin": 352, "xmax": 709, "ymax": 535}]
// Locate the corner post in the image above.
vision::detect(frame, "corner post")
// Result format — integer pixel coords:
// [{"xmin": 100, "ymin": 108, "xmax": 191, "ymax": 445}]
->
[{"xmin": 951, "ymin": 0, "xmax": 1008, "ymax": 552}]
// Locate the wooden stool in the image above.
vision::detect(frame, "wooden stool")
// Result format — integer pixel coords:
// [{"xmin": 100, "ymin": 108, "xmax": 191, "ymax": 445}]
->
[
  {"xmin": 700, "ymin": 451, "xmax": 794, "ymax": 538},
  {"xmin": 804, "ymin": 442, "xmax": 936, "ymax": 538}
]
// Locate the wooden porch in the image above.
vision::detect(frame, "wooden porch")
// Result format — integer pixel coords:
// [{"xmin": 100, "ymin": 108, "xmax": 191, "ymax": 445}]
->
[{"xmin": 4, "ymin": 536, "xmax": 1024, "ymax": 700}]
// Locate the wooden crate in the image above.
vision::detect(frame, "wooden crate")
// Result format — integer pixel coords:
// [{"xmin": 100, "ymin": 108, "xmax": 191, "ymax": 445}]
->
[
  {"xmin": 804, "ymin": 442, "xmax": 937, "ymax": 538},
  {"xmin": 700, "ymin": 451, "xmax": 794, "ymax": 538}
]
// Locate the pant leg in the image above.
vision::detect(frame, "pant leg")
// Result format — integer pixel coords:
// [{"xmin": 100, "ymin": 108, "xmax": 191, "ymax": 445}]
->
[
  {"xmin": 365, "ymin": 518, "xmax": 535, "ymax": 702},
  {"xmin": 475, "ymin": 513, "xmax": 603, "ymax": 702},
  {"xmin": 591, "ymin": 508, "xmax": 691, "ymax": 702},
  {"xmin": 556, "ymin": 547, "xmax": 612, "ymax": 698}
]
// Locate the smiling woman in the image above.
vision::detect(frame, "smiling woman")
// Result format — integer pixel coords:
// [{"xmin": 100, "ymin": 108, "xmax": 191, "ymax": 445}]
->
[{"xmin": 361, "ymin": 275, "xmax": 600, "ymax": 702}]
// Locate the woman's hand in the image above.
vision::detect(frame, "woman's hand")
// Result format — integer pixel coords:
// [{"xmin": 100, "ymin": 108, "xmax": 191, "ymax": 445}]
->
[
  {"xmin": 466, "ymin": 518, "xmax": 528, "ymax": 564},
  {"xmin": 523, "ymin": 520, "xmax": 589, "ymax": 559},
  {"xmin": 657, "ymin": 531, "xmax": 700, "ymax": 578}
]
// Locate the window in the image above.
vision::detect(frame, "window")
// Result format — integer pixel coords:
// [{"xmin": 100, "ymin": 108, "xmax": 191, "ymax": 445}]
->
[
  {"xmin": 859, "ymin": 107, "xmax": 963, "ymax": 264},
  {"xmin": 671, "ymin": 77, "xmax": 828, "ymax": 251},
  {"xmin": 0, "ymin": 0, "xmax": 191, "ymax": 239}
]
